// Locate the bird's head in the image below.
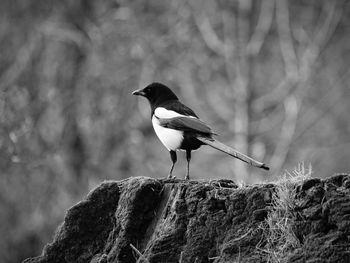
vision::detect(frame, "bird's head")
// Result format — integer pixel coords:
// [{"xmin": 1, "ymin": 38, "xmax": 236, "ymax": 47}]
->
[{"xmin": 132, "ymin": 82, "xmax": 178, "ymax": 106}]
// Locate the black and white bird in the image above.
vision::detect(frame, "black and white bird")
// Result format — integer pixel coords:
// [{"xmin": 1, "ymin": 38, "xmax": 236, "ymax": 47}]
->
[{"xmin": 133, "ymin": 82, "xmax": 269, "ymax": 179}]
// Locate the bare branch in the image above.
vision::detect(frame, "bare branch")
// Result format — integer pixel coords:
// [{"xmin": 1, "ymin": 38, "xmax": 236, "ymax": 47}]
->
[
  {"xmin": 253, "ymin": 76, "xmax": 298, "ymax": 113},
  {"xmin": 204, "ymin": 86, "xmax": 234, "ymax": 122},
  {"xmin": 250, "ymin": 108, "xmax": 283, "ymax": 135},
  {"xmin": 294, "ymin": 67, "xmax": 350, "ymax": 140},
  {"xmin": 41, "ymin": 20, "xmax": 88, "ymax": 48},
  {"xmin": 193, "ymin": 10, "xmax": 226, "ymax": 56},
  {"xmin": 226, "ymin": 0, "xmax": 252, "ymax": 180},
  {"xmin": 253, "ymin": 0, "xmax": 299, "ymax": 112},
  {"xmin": 270, "ymin": 96, "xmax": 299, "ymax": 173},
  {"xmin": 176, "ymin": 62, "xmax": 211, "ymax": 118},
  {"xmin": 221, "ymin": 10, "xmax": 236, "ymax": 87},
  {"xmin": 276, "ymin": 0, "xmax": 298, "ymax": 79},
  {"xmin": 254, "ymin": 1, "xmax": 342, "ymax": 114},
  {"xmin": 0, "ymin": 34, "xmax": 39, "ymax": 91},
  {"xmin": 299, "ymin": 1, "xmax": 342, "ymax": 80},
  {"xmin": 246, "ymin": 0, "xmax": 275, "ymax": 55}
]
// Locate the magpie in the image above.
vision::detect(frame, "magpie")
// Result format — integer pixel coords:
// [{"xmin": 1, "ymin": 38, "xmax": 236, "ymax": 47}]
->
[{"xmin": 132, "ymin": 82, "xmax": 269, "ymax": 179}]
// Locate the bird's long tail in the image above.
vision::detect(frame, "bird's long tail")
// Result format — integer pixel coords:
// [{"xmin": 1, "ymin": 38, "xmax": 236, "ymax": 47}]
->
[{"xmin": 197, "ymin": 137, "xmax": 270, "ymax": 170}]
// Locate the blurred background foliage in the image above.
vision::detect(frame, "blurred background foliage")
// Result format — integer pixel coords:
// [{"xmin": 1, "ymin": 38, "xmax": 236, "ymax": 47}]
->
[{"xmin": 0, "ymin": 0, "xmax": 349, "ymax": 262}]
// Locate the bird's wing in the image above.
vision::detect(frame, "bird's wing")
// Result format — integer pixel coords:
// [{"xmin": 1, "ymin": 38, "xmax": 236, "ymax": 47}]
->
[
  {"xmin": 158, "ymin": 116, "xmax": 214, "ymax": 135},
  {"xmin": 158, "ymin": 101, "xmax": 198, "ymax": 118}
]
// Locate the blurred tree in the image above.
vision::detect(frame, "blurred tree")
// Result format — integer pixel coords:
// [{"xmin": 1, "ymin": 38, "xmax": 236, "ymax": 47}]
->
[{"xmin": 0, "ymin": 0, "xmax": 349, "ymax": 262}]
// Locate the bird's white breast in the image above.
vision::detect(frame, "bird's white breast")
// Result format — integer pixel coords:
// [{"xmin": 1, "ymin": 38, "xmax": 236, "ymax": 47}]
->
[
  {"xmin": 151, "ymin": 107, "xmax": 191, "ymax": 151},
  {"xmin": 152, "ymin": 116, "xmax": 183, "ymax": 151}
]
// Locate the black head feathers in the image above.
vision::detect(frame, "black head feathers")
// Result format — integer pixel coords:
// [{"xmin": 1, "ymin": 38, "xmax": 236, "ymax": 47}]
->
[{"xmin": 132, "ymin": 83, "xmax": 178, "ymax": 107}]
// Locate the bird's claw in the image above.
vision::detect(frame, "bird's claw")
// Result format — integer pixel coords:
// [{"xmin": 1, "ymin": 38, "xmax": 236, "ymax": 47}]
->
[{"xmin": 168, "ymin": 174, "xmax": 176, "ymax": 179}]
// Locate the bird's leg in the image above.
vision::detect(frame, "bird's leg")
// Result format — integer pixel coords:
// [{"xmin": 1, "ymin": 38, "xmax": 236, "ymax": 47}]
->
[
  {"xmin": 168, "ymin": 150, "xmax": 177, "ymax": 178},
  {"xmin": 185, "ymin": 150, "xmax": 191, "ymax": 180}
]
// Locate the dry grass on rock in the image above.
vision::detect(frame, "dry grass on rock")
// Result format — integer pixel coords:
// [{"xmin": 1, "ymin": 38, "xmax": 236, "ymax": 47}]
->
[{"xmin": 258, "ymin": 164, "xmax": 312, "ymax": 262}]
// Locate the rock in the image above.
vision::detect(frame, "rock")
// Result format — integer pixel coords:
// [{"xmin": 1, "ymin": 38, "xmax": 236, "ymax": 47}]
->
[{"xmin": 23, "ymin": 175, "xmax": 350, "ymax": 263}]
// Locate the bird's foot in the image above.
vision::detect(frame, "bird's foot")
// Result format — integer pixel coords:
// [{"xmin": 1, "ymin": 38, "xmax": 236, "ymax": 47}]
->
[
  {"xmin": 168, "ymin": 174, "xmax": 176, "ymax": 179},
  {"xmin": 185, "ymin": 174, "xmax": 190, "ymax": 180}
]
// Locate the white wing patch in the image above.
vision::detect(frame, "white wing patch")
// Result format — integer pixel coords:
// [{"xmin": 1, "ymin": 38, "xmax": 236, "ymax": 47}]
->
[{"xmin": 154, "ymin": 107, "xmax": 186, "ymax": 119}]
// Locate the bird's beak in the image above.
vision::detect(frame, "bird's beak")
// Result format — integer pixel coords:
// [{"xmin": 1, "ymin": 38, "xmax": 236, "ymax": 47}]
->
[{"xmin": 132, "ymin": 89, "xmax": 145, "ymax": 96}]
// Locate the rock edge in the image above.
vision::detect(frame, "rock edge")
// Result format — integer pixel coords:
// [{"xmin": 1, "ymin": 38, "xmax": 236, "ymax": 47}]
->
[{"xmin": 23, "ymin": 175, "xmax": 350, "ymax": 263}]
